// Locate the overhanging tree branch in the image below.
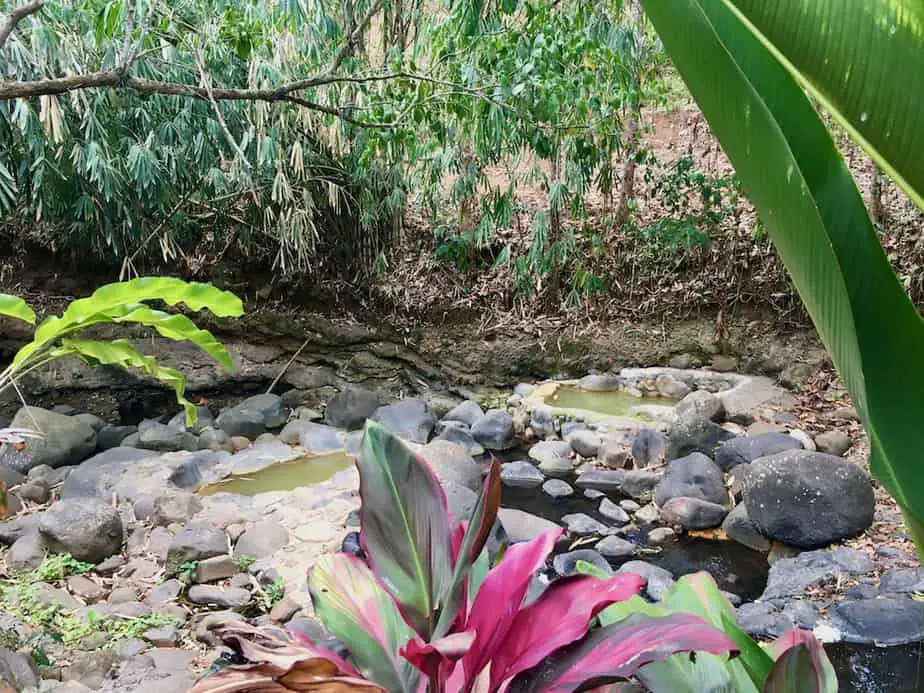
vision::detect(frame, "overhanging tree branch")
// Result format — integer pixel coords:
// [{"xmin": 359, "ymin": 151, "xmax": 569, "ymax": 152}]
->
[{"xmin": 0, "ymin": 0, "xmax": 43, "ymax": 50}]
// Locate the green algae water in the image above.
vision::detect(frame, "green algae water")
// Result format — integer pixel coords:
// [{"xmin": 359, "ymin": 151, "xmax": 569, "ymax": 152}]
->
[
  {"xmin": 547, "ymin": 386, "xmax": 668, "ymax": 416},
  {"xmin": 199, "ymin": 451, "xmax": 354, "ymax": 496}
]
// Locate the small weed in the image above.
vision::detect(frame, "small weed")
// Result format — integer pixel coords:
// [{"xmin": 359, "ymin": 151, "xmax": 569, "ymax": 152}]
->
[
  {"xmin": 32, "ymin": 554, "xmax": 93, "ymax": 581},
  {"xmin": 175, "ymin": 561, "xmax": 199, "ymax": 585},
  {"xmin": 257, "ymin": 577, "xmax": 285, "ymax": 612},
  {"xmin": 233, "ymin": 554, "xmax": 256, "ymax": 572}
]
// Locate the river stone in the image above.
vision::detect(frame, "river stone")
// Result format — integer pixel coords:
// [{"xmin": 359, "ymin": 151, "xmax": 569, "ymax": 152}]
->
[
  {"xmin": 529, "ymin": 440, "xmax": 574, "ymax": 476},
  {"xmin": 97, "ymin": 424, "xmax": 137, "ymax": 451},
  {"xmin": 0, "ymin": 406, "xmax": 97, "ymax": 473},
  {"xmin": 714, "ymin": 432, "xmax": 804, "ymax": 472},
  {"xmin": 280, "ymin": 421, "xmax": 344, "ymax": 451},
  {"xmin": 187, "ymin": 585, "xmax": 251, "ymax": 609},
  {"xmin": 444, "ymin": 484, "xmax": 479, "ymax": 521},
  {"xmin": 151, "ymin": 492, "xmax": 203, "ymax": 526},
  {"xmin": 619, "ymin": 470, "xmax": 661, "ymax": 501},
  {"xmin": 443, "ymin": 400, "xmax": 485, "ymax": 428},
  {"xmin": 542, "ymin": 479, "xmax": 574, "ymax": 498},
  {"xmin": 575, "ymin": 469, "xmax": 624, "ymax": 492},
  {"xmin": 324, "ymin": 387, "xmax": 381, "ymax": 430},
  {"xmin": 635, "ymin": 503, "xmax": 661, "ymax": 524},
  {"xmin": 198, "ymin": 427, "xmax": 232, "ymax": 452},
  {"xmin": 566, "ymin": 429, "xmax": 602, "ymax": 458},
  {"xmin": 596, "ymin": 535, "xmax": 637, "ymax": 558},
  {"xmin": 0, "ymin": 648, "xmax": 38, "ymax": 691},
  {"xmin": 674, "ymin": 390, "xmax": 725, "ymax": 423},
  {"xmin": 579, "ymin": 374, "xmax": 623, "ymax": 391},
  {"xmin": 743, "ymin": 450, "xmax": 874, "ymax": 548},
  {"xmin": 216, "ymin": 407, "xmax": 266, "ymax": 440},
  {"xmin": 877, "ymin": 567, "xmax": 924, "ymax": 596},
  {"xmin": 419, "ymin": 440, "xmax": 482, "ymax": 492},
  {"xmin": 599, "ymin": 434, "xmax": 630, "ymax": 469},
  {"xmin": 235, "ymin": 521, "xmax": 289, "ymax": 559},
  {"xmin": 435, "ymin": 425, "xmax": 484, "ymax": 456},
  {"xmin": 553, "ymin": 549, "xmax": 611, "ymax": 577},
  {"xmin": 137, "ymin": 422, "xmax": 198, "ymax": 452},
  {"xmin": 814, "ymin": 430, "xmax": 851, "ymax": 456},
  {"xmin": 561, "ymin": 422, "xmax": 588, "ymax": 438},
  {"xmin": 471, "ymin": 409, "xmax": 515, "ymax": 450},
  {"xmin": 562, "ymin": 513, "xmax": 610, "ymax": 537},
  {"xmin": 39, "ymin": 498, "xmax": 123, "ymax": 563},
  {"xmin": 17, "ymin": 478, "xmax": 50, "ymax": 504},
  {"xmin": 827, "ymin": 598, "xmax": 924, "ymax": 645},
  {"xmin": 167, "ymin": 525, "xmax": 228, "ymax": 568},
  {"xmin": 721, "ymin": 503, "xmax": 771, "ymax": 552},
  {"xmin": 167, "ymin": 406, "xmax": 214, "ymax": 434},
  {"xmin": 654, "ymin": 452, "xmax": 727, "ymax": 507},
  {"xmin": 500, "ymin": 461, "xmax": 544, "ymax": 488},
  {"xmin": 0, "ymin": 514, "xmax": 40, "ymax": 546},
  {"xmin": 647, "ymin": 527, "xmax": 676, "ymax": 545},
  {"xmin": 666, "ymin": 415, "xmax": 735, "ymax": 461},
  {"xmin": 618, "ymin": 561, "xmax": 675, "ymax": 601},
  {"xmin": 654, "ymin": 373, "xmax": 691, "ymax": 398},
  {"xmin": 630, "ymin": 428, "xmax": 666, "ymax": 468},
  {"xmin": 530, "ymin": 405, "xmax": 556, "ymax": 439},
  {"xmin": 195, "ymin": 555, "xmax": 237, "ymax": 583},
  {"xmin": 7, "ymin": 532, "xmax": 45, "ymax": 571},
  {"xmin": 599, "ymin": 498, "xmax": 630, "ymax": 525},
  {"xmin": 660, "ymin": 497, "xmax": 728, "ymax": 530},
  {"xmin": 735, "ymin": 602, "xmax": 795, "ymax": 640},
  {"xmin": 372, "ymin": 399, "xmax": 437, "ymax": 444},
  {"xmin": 759, "ymin": 548, "xmax": 874, "ymax": 600}
]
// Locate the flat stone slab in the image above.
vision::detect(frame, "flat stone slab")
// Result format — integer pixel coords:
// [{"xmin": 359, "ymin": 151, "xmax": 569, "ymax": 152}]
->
[
  {"xmin": 826, "ymin": 598, "xmax": 924, "ymax": 645},
  {"xmin": 759, "ymin": 548, "xmax": 874, "ymax": 601}
]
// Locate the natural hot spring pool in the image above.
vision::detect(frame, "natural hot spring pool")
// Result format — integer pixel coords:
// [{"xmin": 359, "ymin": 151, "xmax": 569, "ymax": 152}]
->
[
  {"xmin": 546, "ymin": 386, "xmax": 670, "ymax": 417},
  {"xmin": 198, "ymin": 451, "xmax": 354, "ymax": 496}
]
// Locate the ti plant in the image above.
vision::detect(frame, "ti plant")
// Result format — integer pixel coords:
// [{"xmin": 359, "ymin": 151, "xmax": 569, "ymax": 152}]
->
[
  {"xmin": 0, "ymin": 277, "xmax": 243, "ymax": 427},
  {"xmin": 579, "ymin": 563, "xmax": 836, "ymax": 693},
  {"xmin": 192, "ymin": 421, "xmax": 737, "ymax": 692}
]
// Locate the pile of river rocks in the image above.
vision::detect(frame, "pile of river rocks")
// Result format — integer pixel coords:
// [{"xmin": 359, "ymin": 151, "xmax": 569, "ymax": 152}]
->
[{"xmin": 0, "ymin": 368, "xmax": 919, "ymax": 690}]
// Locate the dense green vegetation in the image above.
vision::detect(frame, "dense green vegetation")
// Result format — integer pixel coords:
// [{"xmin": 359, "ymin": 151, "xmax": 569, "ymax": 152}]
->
[{"xmin": 2, "ymin": 0, "xmax": 746, "ymax": 305}]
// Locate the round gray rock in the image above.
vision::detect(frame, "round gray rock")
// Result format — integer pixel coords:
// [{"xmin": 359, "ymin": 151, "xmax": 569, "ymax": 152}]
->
[
  {"xmin": 471, "ymin": 409, "xmax": 515, "ymax": 450},
  {"xmin": 631, "ymin": 428, "xmax": 667, "ymax": 468},
  {"xmin": 528, "ymin": 440, "xmax": 574, "ymax": 476},
  {"xmin": 542, "ymin": 479, "xmax": 574, "ymax": 499},
  {"xmin": 567, "ymin": 429, "xmax": 602, "ymax": 458},
  {"xmin": 743, "ymin": 451, "xmax": 875, "ymax": 548},
  {"xmin": 660, "ymin": 497, "xmax": 728, "ymax": 530},
  {"xmin": 372, "ymin": 399, "xmax": 437, "ymax": 444},
  {"xmin": 714, "ymin": 432, "xmax": 804, "ymax": 472},
  {"xmin": 500, "ymin": 461, "xmax": 544, "ymax": 488},
  {"xmin": 654, "ymin": 452, "xmax": 727, "ymax": 507},
  {"xmin": 0, "ymin": 406, "xmax": 97, "ymax": 473},
  {"xmin": 419, "ymin": 440, "xmax": 482, "ymax": 492},
  {"xmin": 442, "ymin": 400, "xmax": 485, "ymax": 428},
  {"xmin": 39, "ymin": 498, "xmax": 123, "ymax": 563}
]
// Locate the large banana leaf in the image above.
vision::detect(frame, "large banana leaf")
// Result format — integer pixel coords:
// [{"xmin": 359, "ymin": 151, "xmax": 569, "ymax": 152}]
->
[
  {"xmin": 0, "ymin": 294, "xmax": 36, "ymax": 324},
  {"xmin": 723, "ymin": 0, "xmax": 924, "ymax": 211},
  {"xmin": 13, "ymin": 277, "xmax": 243, "ymax": 369},
  {"xmin": 640, "ymin": 0, "xmax": 924, "ymax": 555},
  {"xmin": 52, "ymin": 338, "xmax": 197, "ymax": 421}
]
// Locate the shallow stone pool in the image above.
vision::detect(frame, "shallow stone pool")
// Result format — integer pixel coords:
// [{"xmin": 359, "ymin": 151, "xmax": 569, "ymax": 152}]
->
[{"xmin": 199, "ymin": 451, "xmax": 354, "ymax": 496}]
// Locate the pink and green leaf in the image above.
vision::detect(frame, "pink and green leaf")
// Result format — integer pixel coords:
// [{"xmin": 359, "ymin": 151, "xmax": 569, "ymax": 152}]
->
[
  {"xmin": 764, "ymin": 630, "xmax": 837, "ymax": 693},
  {"xmin": 489, "ymin": 573, "xmax": 645, "ymax": 690},
  {"xmin": 357, "ymin": 421, "xmax": 455, "ymax": 639},
  {"xmin": 518, "ymin": 613, "xmax": 739, "ymax": 692},
  {"xmin": 455, "ymin": 528, "xmax": 563, "ymax": 687},
  {"xmin": 307, "ymin": 553, "xmax": 419, "ymax": 693},
  {"xmin": 434, "ymin": 460, "xmax": 502, "ymax": 638}
]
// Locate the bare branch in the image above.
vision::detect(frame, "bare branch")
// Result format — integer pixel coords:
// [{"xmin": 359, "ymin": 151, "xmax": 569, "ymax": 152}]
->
[
  {"xmin": 192, "ymin": 50, "xmax": 252, "ymax": 168},
  {"xmin": 0, "ymin": 0, "xmax": 43, "ymax": 51}
]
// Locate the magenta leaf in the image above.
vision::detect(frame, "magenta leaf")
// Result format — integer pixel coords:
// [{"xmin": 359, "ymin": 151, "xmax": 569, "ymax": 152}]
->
[
  {"xmin": 308, "ymin": 553, "xmax": 419, "ymax": 692},
  {"xmin": 489, "ymin": 573, "xmax": 645, "ymax": 690},
  {"xmin": 434, "ymin": 460, "xmax": 502, "ymax": 638},
  {"xmin": 764, "ymin": 630, "xmax": 837, "ymax": 693},
  {"xmin": 456, "ymin": 528, "xmax": 563, "ymax": 687},
  {"xmin": 357, "ymin": 421, "xmax": 454, "ymax": 639},
  {"xmin": 516, "ymin": 613, "xmax": 739, "ymax": 692}
]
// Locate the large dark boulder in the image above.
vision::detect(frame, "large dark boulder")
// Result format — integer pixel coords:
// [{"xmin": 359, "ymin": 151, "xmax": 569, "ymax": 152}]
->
[
  {"xmin": 39, "ymin": 499, "xmax": 123, "ymax": 563},
  {"xmin": 372, "ymin": 399, "xmax": 437, "ymax": 444},
  {"xmin": 714, "ymin": 432, "xmax": 803, "ymax": 472},
  {"xmin": 743, "ymin": 451, "xmax": 874, "ymax": 549}
]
